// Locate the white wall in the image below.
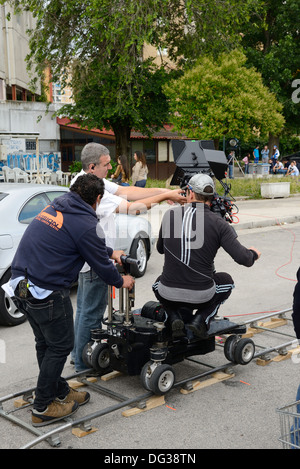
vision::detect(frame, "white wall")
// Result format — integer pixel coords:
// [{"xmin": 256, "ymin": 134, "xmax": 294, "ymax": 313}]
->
[{"xmin": 0, "ymin": 101, "xmax": 61, "ymax": 155}]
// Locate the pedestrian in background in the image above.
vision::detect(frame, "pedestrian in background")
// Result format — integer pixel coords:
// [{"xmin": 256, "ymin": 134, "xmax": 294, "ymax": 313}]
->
[
  {"xmin": 111, "ymin": 155, "xmax": 130, "ymax": 186},
  {"xmin": 253, "ymin": 145, "xmax": 260, "ymax": 164},
  {"xmin": 261, "ymin": 145, "xmax": 269, "ymax": 164},
  {"xmin": 243, "ymin": 153, "xmax": 250, "ymax": 174},
  {"xmin": 132, "ymin": 151, "xmax": 148, "ymax": 187}
]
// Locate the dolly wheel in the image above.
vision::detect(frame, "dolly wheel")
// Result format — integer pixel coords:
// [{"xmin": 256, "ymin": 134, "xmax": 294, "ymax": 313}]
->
[
  {"xmin": 233, "ymin": 338, "xmax": 255, "ymax": 365},
  {"xmin": 140, "ymin": 361, "xmax": 153, "ymax": 391},
  {"xmin": 82, "ymin": 342, "xmax": 110, "ymax": 371},
  {"xmin": 82, "ymin": 342, "xmax": 94, "ymax": 369},
  {"xmin": 224, "ymin": 335, "xmax": 239, "ymax": 362},
  {"xmin": 148, "ymin": 364, "xmax": 175, "ymax": 395}
]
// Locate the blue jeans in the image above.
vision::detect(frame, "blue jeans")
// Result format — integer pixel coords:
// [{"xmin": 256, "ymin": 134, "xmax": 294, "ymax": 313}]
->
[
  {"xmin": 72, "ymin": 270, "xmax": 108, "ymax": 371},
  {"xmin": 134, "ymin": 179, "xmax": 147, "ymax": 187},
  {"xmin": 291, "ymin": 384, "xmax": 300, "ymax": 448},
  {"xmin": 13, "ymin": 289, "xmax": 73, "ymax": 411}
]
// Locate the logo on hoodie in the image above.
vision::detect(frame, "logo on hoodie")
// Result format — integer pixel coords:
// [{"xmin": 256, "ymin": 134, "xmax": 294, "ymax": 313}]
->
[{"xmin": 36, "ymin": 205, "xmax": 64, "ymax": 231}]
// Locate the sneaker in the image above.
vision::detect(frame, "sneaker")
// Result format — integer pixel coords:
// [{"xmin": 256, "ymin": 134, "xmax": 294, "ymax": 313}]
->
[
  {"xmin": 32, "ymin": 400, "xmax": 79, "ymax": 427},
  {"xmin": 57, "ymin": 387, "xmax": 90, "ymax": 407}
]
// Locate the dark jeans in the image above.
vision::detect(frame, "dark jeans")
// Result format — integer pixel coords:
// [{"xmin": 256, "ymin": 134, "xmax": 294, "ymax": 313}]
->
[
  {"xmin": 153, "ymin": 272, "xmax": 234, "ymax": 329},
  {"xmin": 13, "ymin": 289, "xmax": 74, "ymax": 411},
  {"xmin": 292, "ymin": 268, "xmax": 300, "ymax": 339},
  {"xmin": 134, "ymin": 179, "xmax": 147, "ymax": 187}
]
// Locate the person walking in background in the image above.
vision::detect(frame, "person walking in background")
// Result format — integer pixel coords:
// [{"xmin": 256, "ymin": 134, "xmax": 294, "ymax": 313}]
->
[
  {"xmin": 111, "ymin": 155, "xmax": 130, "ymax": 186},
  {"xmin": 227, "ymin": 151, "xmax": 234, "ymax": 179},
  {"xmin": 242, "ymin": 153, "xmax": 250, "ymax": 174},
  {"xmin": 253, "ymin": 145, "xmax": 260, "ymax": 164},
  {"xmin": 261, "ymin": 145, "xmax": 269, "ymax": 164},
  {"xmin": 132, "ymin": 151, "xmax": 148, "ymax": 187}
]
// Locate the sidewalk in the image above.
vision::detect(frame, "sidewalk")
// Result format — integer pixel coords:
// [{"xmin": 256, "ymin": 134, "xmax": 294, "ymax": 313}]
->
[
  {"xmin": 232, "ymin": 195, "xmax": 300, "ymax": 231},
  {"xmin": 141, "ymin": 195, "xmax": 300, "ymax": 237}
]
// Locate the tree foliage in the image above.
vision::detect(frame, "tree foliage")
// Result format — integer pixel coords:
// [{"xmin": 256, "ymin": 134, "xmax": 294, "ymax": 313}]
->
[
  {"xmin": 241, "ymin": 0, "xmax": 300, "ymax": 132},
  {"xmin": 164, "ymin": 50, "xmax": 285, "ymax": 144}
]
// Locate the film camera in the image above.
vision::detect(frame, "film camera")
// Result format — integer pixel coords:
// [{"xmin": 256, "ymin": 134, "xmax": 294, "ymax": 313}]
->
[{"xmin": 170, "ymin": 139, "xmax": 238, "ymax": 223}]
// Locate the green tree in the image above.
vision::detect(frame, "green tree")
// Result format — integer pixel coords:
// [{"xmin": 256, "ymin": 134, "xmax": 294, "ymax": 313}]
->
[
  {"xmin": 241, "ymin": 0, "xmax": 300, "ymax": 134},
  {"xmin": 164, "ymin": 50, "xmax": 285, "ymax": 147}
]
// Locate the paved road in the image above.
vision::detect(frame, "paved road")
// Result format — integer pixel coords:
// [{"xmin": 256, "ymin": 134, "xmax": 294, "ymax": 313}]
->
[{"xmin": 1, "ymin": 198, "xmax": 300, "ymax": 450}]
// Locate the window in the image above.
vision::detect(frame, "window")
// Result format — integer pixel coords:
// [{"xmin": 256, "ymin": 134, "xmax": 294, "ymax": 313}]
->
[
  {"xmin": 18, "ymin": 193, "xmax": 50, "ymax": 224},
  {"xmin": 45, "ymin": 191, "xmax": 67, "ymax": 202}
]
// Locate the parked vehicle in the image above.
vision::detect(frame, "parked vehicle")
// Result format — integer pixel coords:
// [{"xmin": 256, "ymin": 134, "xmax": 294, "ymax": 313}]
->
[{"xmin": 0, "ymin": 184, "xmax": 154, "ymax": 326}]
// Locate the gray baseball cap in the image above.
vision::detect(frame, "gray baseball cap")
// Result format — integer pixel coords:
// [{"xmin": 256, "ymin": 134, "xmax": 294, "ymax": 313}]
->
[{"xmin": 188, "ymin": 173, "xmax": 215, "ymax": 195}]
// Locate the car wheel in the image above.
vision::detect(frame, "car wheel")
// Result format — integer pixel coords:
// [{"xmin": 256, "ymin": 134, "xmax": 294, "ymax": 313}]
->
[
  {"xmin": 129, "ymin": 236, "xmax": 148, "ymax": 277},
  {"xmin": 0, "ymin": 269, "xmax": 26, "ymax": 327}
]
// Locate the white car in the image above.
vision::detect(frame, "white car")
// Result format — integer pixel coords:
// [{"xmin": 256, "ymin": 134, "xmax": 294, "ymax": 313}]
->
[{"xmin": 0, "ymin": 183, "xmax": 154, "ymax": 326}]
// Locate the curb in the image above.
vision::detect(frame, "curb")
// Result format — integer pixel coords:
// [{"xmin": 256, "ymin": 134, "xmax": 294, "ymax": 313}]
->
[{"xmin": 235, "ymin": 215, "xmax": 300, "ymax": 231}]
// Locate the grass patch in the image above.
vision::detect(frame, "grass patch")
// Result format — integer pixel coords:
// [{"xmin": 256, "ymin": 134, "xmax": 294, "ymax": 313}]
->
[{"xmin": 146, "ymin": 176, "xmax": 300, "ymax": 199}]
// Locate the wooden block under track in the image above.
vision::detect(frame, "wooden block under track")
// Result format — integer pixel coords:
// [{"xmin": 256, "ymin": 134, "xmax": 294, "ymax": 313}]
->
[
  {"xmin": 72, "ymin": 427, "xmax": 98, "ymax": 438},
  {"xmin": 67, "ymin": 376, "xmax": 97, "ymax": 388},
  {"xmin": 101, "ymin": 370, "xmax": 123, "ymax": 381},
  {"xmin": 180, "ymin": 371, "xmax": 234, "ymax": 394},
  {"xmin": 122, "ymin": 395, "xmax": 165, "ymax": 417},
  {"xmin": 244, "ymin": 317, "xmax": 288, "ymax": 338},
  {"xmin": 256, "ymin": 345, "xmax": 300, "ymax": 366}
]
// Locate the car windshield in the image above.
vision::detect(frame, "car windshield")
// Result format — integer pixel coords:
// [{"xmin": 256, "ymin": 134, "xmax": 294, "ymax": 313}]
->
[{"xmin": 0, "ymin": 192, "xmax": 8, "ymax": 202}]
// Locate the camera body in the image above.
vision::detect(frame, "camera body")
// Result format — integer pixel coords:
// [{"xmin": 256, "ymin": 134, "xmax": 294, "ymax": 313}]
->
[{"xmin": 170, "ymin": 139, "xmax": 237, "ymax": 223}]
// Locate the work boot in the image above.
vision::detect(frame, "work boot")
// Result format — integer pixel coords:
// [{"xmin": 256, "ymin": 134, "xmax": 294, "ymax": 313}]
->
[
  {"xmin": 57, "ymin": 387, "xmax": 90, "ymax": 407},
  {"xmin": 186, "ymin": 313, "xmax": 207, "ymax": 339},
  {"xmin": 167, "ymin": 310, "xmax": 185, "ymax": 337},
  {"xmin": 32, "ymin": 400, "xmax": 79, "ymax": 427}
]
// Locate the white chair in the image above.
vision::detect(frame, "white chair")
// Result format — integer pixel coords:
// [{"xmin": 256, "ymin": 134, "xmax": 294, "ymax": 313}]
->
[
  {"xmin": 0, "ymin": 169, "xmax": 4, "ymax": 182},
  {"xmin": 2, "ymin": 166, "xmax": 15, "ymax": 182},
  {"xmin": 42, "ymin": 170, "xmax": 52, "ymax": 184},
  {"xmin": 13, "ymin": 168, "xmax": 29, "ymax": 183},
  {"xmin": 56, "ymin": 170, "xmax": 64, "ymax": 185},
  {"xmin": 50, "ymin": 172, "xmax": 58, "ymax": 185}
]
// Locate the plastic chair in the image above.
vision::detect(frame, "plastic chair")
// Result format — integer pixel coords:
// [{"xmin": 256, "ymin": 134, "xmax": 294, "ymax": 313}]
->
[
  {"xmin": 13, "ymin": 168, "xmax": 29, "ymax": 183},
  {"xmin": 42, "ymin": 170, "xmax": 52, "ymax": 184},
  {"xmin": 55, "ymin": 170, "xmax": 64, "ymax": 185},
  {"xmin": 50, "ymin": 172, "xmax": 58, "ymax": 185},
  {"xmin": 2, "ymin": 166, "xmax": 15, "ymax": 182}
]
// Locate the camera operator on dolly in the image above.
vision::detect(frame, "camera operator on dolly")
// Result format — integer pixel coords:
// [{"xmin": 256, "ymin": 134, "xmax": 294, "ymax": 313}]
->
[
  {"xmin": 153, "ymin": 141, "xmax": 261, "ymax": 339},
  {"xmin": 153, "ymin": 172, "xmax": 261, "ymax": 338}
]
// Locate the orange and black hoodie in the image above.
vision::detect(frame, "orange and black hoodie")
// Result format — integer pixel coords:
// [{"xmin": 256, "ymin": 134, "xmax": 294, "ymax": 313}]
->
[{"xmin": 11, "ymin": 191, "xmax": 123, "ymax": 291}]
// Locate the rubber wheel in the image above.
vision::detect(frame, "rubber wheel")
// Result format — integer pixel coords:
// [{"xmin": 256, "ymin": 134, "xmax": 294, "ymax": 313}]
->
[
  {"xmin": 140, "ymin": 361, "xmax": 153, "ymax": 391},
  {"xmin": 82, "ymin": 342, "xmax": 110, "ymax": 371},
  {"xmin": 0, "ymin": 269, "xmax": 26, "ymax": 327},
  {"xmin": 148, "ymin": 364, "xmax": 175, "ymax": 395},
  {"xmin": 224, "ymin": 335, "xmax": 239, "ymax": 362},
  {"xmin": 82, "ymin": 342, "xmax": 94, "ymax": 368},
  {"xmin": 233, "ymin": 338, "xmax": 255, "ymax": 365},
  {"xmin": 129, "ymin": 237, "xmax": 148, "ymax": 277}
]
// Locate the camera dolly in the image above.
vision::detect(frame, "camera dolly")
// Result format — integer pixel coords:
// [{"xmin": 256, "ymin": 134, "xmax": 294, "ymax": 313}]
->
[{"xmin": 82, "ymin": 256, "xmax": 255, "ymax": 395}]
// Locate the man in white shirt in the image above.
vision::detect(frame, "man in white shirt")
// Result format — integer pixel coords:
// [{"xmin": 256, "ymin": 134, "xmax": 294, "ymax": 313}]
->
[{"xmin": 71, "ymin": 142, "xmax": 186, "ymax": 371}]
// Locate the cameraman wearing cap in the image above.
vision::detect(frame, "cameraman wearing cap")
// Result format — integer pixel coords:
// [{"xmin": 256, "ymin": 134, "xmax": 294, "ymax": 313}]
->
[{"xmin": 153, "ymin": 173, "xmax": 261, "ymax": 338}]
